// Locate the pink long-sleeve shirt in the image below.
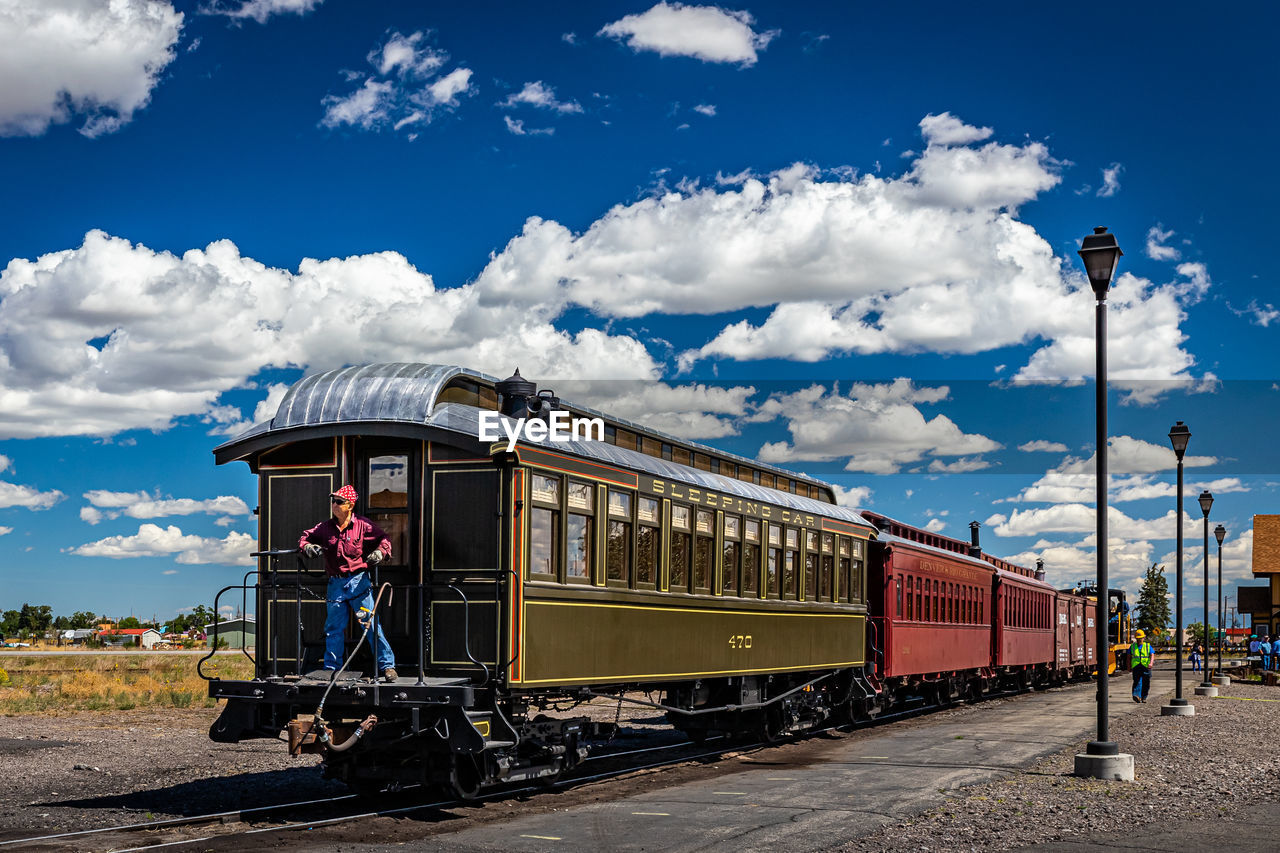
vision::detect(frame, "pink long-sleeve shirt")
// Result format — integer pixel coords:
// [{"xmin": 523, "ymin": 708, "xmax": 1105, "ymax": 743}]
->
[{"xmin": 299, "ymin": 515, "xmax": 391, "ymax": 578}]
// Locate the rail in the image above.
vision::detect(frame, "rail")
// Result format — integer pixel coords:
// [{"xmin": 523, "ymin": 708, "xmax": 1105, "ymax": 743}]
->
[{"xmin": 197, "ymin": 551, "xmax": 507, "ymax": 684}]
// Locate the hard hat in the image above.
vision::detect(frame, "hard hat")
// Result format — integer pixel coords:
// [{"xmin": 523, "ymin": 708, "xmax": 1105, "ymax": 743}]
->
[{"xmin": 1134, "ymin": 629, "xmax": 1145, "ymax": 638}]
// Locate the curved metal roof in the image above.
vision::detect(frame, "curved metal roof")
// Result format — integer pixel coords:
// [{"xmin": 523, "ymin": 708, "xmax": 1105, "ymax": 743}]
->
[
  {"xmin": 217, "ymin": 361, "xmax": 839, "ymax": 491},
  {"xmin": 272, "ymin": 363, "xmax": 488, "ymax": 430}
]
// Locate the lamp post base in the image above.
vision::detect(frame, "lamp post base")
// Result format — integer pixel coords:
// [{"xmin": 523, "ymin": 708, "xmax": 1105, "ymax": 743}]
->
[
  {"xmin": 1212, "ymin": 675, "xmax": 1231, "ymax": 687},
  {"xmin": 1194, "ymin": 684, "xmax": 1219, "ymax": 697},
  {"xmin": 1074, "ymin": 751, "xmax": 1134, "ymax": 781},
  {"xmin": 1161, "ymin": 701, "xmax": 1195, "ymax": 716}
]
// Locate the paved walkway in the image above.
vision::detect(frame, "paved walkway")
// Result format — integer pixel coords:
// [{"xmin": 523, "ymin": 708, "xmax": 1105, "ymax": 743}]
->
[{"xmin": 383, "ymin": 671, "xmax": 1176, "ymax": 852}]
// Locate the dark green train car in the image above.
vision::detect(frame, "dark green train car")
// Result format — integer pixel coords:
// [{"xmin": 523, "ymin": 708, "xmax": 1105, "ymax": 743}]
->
[{"xmin": 205, "ymin": 363, "xmax": 874, "ymax": 795}]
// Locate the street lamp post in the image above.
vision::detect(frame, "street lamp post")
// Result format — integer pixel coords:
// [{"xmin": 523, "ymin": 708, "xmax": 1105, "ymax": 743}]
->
[
  {"xmin": 1213, "ymin": 524, "xmax": 1228, "ymax": 686},
  {"xmin": 1162, "ymin": 422, "xmax": 1194, "ymax": 716},
  {"xmin": 1072, "ymin": 226, "xmax": 1133, "ymax": 781},
  {"xmin": 1194, "ymin": 491, "xmax": 1218, "ymax": 697}
]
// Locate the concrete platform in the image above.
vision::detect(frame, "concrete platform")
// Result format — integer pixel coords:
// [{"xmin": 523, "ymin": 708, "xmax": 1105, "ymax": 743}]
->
[{"xmin": 397, "ymin": 671, "xmax": 1172, "ymax": 852}]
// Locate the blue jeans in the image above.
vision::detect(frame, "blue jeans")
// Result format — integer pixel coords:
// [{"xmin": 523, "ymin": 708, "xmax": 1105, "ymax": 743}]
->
[
  {"xmin": 1132, "ymin": 665, "xmax": 1150, "ymax": 700},
  {"xmin": 325, "ymin": 572, "xmax": 395, "ymax": 672}
]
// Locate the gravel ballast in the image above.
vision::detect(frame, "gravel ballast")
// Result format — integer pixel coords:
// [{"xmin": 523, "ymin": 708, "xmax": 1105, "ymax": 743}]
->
[{"xmin": 839, "ymin": 679, "xmax": 1280, "ymax": 851}]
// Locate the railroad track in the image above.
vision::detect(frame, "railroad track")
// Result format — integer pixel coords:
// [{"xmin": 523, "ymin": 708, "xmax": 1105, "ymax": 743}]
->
[{"xmin": 0, "ymin": 685, "xmax": 1045, "ymax": 852}]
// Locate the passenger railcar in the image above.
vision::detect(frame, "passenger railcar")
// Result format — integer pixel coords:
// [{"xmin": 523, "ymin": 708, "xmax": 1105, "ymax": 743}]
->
[
  {"xmin": 202, "ymin": 363, "xmax": 1108, "ymax": 796},
  {"xmin": 203, "ymin": 363, "xmax": 877, "ymax": 795}
]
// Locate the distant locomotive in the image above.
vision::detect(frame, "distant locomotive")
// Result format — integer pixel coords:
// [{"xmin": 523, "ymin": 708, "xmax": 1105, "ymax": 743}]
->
[{"xmin": 202, "ymin": 363, "xmax": 1102, "ymax": 797}]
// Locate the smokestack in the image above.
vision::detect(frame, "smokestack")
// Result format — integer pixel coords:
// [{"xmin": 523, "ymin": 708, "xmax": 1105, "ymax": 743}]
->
[
  {"xmin": 1035, "ymin": 558, "xmax": 1046, "ymax": 582},
  {"xmin": 968, "ymin": 521, "xmax": 982, "ymax": 558}
]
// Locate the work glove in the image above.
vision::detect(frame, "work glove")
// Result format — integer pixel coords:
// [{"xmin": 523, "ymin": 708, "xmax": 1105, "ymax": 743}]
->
[
  {"xmin": 303, "ymin": 543, "xmax": 322, "ymax": 558},
  {"xmin": 365, "ymin": 549, "xmax": 384, "ymax": 565}
]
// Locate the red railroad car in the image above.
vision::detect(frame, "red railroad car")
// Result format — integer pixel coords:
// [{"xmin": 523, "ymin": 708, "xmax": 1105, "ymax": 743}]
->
[
  {"xmin": 875, "ymin": 530, "xmax": 995, "ymax": 681},
  {"xmin": 992, "ymin": 569, "xmax": 1056, "ymax": 680}
]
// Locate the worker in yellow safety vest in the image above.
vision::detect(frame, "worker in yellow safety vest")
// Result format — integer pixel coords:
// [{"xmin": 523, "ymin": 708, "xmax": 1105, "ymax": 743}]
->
[{"xmin": 1130, "ymin": 629, "xmax": 1154, "ymax": 703}]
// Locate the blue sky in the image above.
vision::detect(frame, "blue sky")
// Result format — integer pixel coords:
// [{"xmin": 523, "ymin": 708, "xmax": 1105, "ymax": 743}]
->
[{"xmin": 0, "ymin": 0, "xmax": 1276, "ymax": 628}]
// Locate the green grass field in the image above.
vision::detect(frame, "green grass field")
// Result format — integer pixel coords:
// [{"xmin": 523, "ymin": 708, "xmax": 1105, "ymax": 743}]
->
[{"xmin": 0, "ymin": 653, "xmax": 255, "ymax": 715}]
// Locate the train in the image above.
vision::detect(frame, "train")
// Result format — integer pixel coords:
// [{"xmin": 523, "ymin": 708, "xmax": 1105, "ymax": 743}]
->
[{"xmin": 201, "ymin": 363, "xmax": 1124, "ymax": 798}]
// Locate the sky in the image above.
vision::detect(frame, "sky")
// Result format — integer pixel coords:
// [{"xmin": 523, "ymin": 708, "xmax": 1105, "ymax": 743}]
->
[{"xmin": 0, "ymin": 0, "xmax": 1276, "ymax": 628}]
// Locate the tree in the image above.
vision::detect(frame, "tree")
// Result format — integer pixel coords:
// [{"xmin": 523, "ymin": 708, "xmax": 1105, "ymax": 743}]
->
[
  {"xmin": 118, "ymin": 616, "xmax": 142, "ymax": 629},
  {"xmin": 1134, "ymin": 563, "xmax": 1171, "ymax": 638},
  {"xmin": 0, "ymin": 610, "xmax": 19, "ymax": 637},
  {"xmin": 1187, "ymin": 621, "xmax": 1209, "ymax": 646},
  {"xmin": 70, "ymin": 611, "xmax": 98, "ymax": 629}
]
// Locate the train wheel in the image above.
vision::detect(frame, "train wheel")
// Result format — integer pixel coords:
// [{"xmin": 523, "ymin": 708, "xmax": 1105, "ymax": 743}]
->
[
  {"xmin": 758, "ymin": 707, "xmax": 785, "ymax": 743},
  {"xmin": 449, "ymin": 755, "xmax": 484, "ymax": 801}
]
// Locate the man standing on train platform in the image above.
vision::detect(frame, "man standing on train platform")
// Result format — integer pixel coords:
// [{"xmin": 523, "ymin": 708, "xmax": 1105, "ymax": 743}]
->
[
  {"xmin": 299, "ymin": 485, "xmax": 397, "ymax": 682},
  {"xmin": 1129, "ymin": 629, "xmax": 1153, "ymax": 703}
]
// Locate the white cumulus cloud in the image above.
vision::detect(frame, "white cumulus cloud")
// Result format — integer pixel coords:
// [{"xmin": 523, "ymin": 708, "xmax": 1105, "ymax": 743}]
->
[
  {"xmin": 0, "ymin": 230, "xmax": 658, "ymax": 439},
  {"xmin": 599, "ymin": 2, "xmax": 778, "ymax": 66},
  {"xmin": 0, "ymin": 0, "xmax": 183, "ymax": 137},
  {"xmin": 200, "ymin": 0, "xmax": 322, "ymax": 24},
  {"xmin": 1145, "ymin": 224, "xmax": 1181, "ymax": 261},
  {"xmin": 751, "ymin": 380, "xmax": 1000, "ymax": 475},
  {"xmin": 498, "ymin": 81, "xmax": 582, "ymax": 113},
  {"xmin": 69, "ymin": 523, "xmax": 255, "ymax": 565},
  {"xmin": 321, "ymin": 31, "xmax": 473, "ymax": 133},
  {"xmin": 80, "ymin": 490, "xmax": 251, "ymax": 524}
]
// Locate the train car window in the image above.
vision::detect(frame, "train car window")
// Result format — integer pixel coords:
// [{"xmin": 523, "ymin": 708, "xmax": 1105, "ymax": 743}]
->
[
  {"xmin": 789, "ymin": 479, "xmax": 799, "ymax": 494},
  {"xmin": 692, "ymin": 452, "xmax": 711, "ymax": 471},
  {"xmin": 528, "ymin": 473, "xmax": 561, "ymax": 581},
  {"xmin": 529, "ymin": 507, "xmax": 559, "ymax": 580},
  {"xmin": 933, "ymin": 580, "xmax": 940, "ymax": 622},
  {"xmin": 738, "ymin": 465, "xmax": 754, "ymax": 483},
  {"xmin": 437, "ymin": 378, "xmax": 499, "ymax": 410},
  {"xmin": 670, "ymin": 505, "xmax": 691, "ymax": 591},
  {"xmin": 914, "ymin": 576, "xmax": 922, "ymax": 621},
  {"xmin": 743, "ymin": 518, "xmax": 760, "ymax": 596},
  {"xmin": 804, "ymin": 550, "xmax": 817, "ymax": 601},
  {"xmin": 895, "ymin": 576, "xmax": 903, "ymax": 617},
  {"xmin": 638, "ymin": 496, "xmax": 659, "ymax": 524},
  {"xmin": 566, "ymin": 513, "xmax": 592, "ymax": 582},
  {"xmin": 851, "ymin": 548, "xmax": 863, "ymax": 603},
  {"xmin": 709, "ymin": 458, "xmax": 721, "ymax": 475},
  {"xmin": 641, "ymin": 436, "xmax": 662, "ymax": 458},
  {"xmin": 760, "ymin": 472, "xmax": 775, "ymax": 490},
  {"xmin": 820, "ymin": 552, "xmax": 833, "ymax": 601},
  {"xmin": 367, "ymin": 455, "xmax": 410, "ymax": 562},
  {"xmin": 568, "ymin": 480, "xmax": 594, "ymax": 511},
  {"xmin": 615, "ymin": 429, "xmax": 637, "ymax": 451},
  {"xmin": 766, "ymin": 546, "xmax": 781, "ymax": 598},
  {"xmin": 606, "ymin": 490, "xmax": 633, "ymax": 586},
  {"xmin": 753, "ymin": 470, "xmax": 762, "ymax": 485},
  {"xmin": 635, "ymin": 498, "xmax": 660, "ymax": 589},
  {"xmin": 608, "ymin": 490, "xmax": 632, "ymax": 518},
  {"xmin": 783, "ymin": 546, "xmax": 798, "ymax": 600},
  {"xmin": 661, "ymin": 443, "xmax": 674, "ymax": 461},
  {"xmin": 532, "ymin": 474, "xmax": 560, "ymax": 504},
  {"xmin": 722, "ymin": 518, "xmax": 740, "ymax": 595},
  {"xmin": 768, "ymin": 523, "xmax": 781, "ymax": 547},
  {"xmin": 604, "ymin": 425, "xmax": 617, "ymax": 445},
  {"xmin": 693, "ymin": 510, "xmax": 714, "ymax": 593},
  {"xmin": 673, "ymin": 447, "xmax": 691, "ymax": 466},
  {"xmin": 837, "ymin": 537, "xmax": 851, "ymax": 602}
]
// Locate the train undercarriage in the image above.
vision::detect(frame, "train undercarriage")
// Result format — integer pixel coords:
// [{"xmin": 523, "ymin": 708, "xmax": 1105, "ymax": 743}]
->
[{"xmin": 209, "ymin": 660, "xmax": 1098, "ymax": 800}]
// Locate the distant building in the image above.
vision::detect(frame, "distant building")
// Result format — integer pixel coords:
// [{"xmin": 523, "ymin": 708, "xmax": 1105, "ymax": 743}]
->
[
  {"xmin": 59, "ymin": 629, "xmax": 96, "ymax": 645},
  {"xmin": 1247, "ymin": 514, "xmax": 1280, "ymax": 636},
  {"xmin": 99, "ymin": 628, "xmax": 162, "ymax": 649},
  {"xmin": 206, "ymin": 618, "xmax": 255, "ymax": 650}
]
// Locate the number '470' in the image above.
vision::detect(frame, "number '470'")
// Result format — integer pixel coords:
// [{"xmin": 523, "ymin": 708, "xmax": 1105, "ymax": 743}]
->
[{"xmin": 728, "ymin": 634, "xmax": 753, "ymax": 649}]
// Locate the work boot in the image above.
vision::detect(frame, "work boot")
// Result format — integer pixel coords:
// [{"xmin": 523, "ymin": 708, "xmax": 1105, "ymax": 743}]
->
[
  {"xmin": 1132, "ymin": 695, "xmax": 1140, "ymax": 703},
  {"xmin": 383, "ymin": 667, "xmax": 398, "ymax": 683}
]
